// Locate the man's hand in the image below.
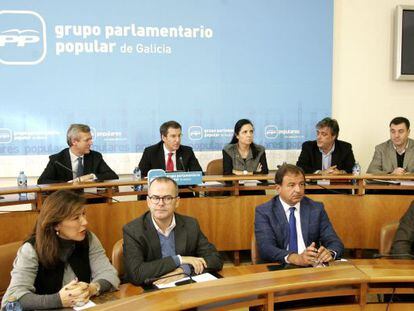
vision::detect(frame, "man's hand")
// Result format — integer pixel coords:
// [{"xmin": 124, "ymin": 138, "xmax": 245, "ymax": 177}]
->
[
  {"xmin": 315, "ymin": 245, "xmax": 334, "ymax": 264},
  {"xmin": 181, "ymin": 256, "xmax": 207, "ymax": 274},
  {"xmin": 392, "ymin": 167, "xmax": 407, "ymax": 175},
  {"xmin": 321, "ymin": 166, "xmax": 346, "ymax": 175},
  {"xmin": 287, "ymin": 242, "xmax": 319, "ymax": 266},
  {"xmin": 69, "ymin": 174, "xmax": 95, "ymax": 183},
  {"xmin": 153, "ymin": 268, "xmax": 185, "ymax": 285}
]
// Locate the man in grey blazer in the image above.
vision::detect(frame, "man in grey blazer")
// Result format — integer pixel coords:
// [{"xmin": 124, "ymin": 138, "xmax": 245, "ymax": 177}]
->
[
  {"xmin": 255, "ymin": 164, "xmax": 344, "ymax": 266},
  {"xmin": 391, "ymin": 200, "xmax": 414, "ymax": 256},
  {"xmin": 367, "ymin": 117, "xmax": 414, "ymax": 175},
  {"xmin": 123, "ymin": 176, "xmax": 222, "ymax": 286}
]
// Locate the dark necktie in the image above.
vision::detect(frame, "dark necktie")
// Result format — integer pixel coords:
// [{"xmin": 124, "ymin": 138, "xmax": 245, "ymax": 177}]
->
[
  {"xmin": 166, "ymin": 153, "xmax": 174, "ymax": 172},
  {"xmin": 288, "ymin": 207, "xmax": 298, "ymax": 253},
  {"xmin": 76, "ymin": 157, "xmax": 84, "ymax": 177}
]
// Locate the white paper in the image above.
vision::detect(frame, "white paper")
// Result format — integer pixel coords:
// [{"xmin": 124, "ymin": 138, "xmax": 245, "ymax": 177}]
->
[
  {"xmin": 73, "ymin": 300, "xmax": 96, "ymax": 310},
  {"xmin": 156, "ymin": 272, "xmax": 218, "ymax": 289}
]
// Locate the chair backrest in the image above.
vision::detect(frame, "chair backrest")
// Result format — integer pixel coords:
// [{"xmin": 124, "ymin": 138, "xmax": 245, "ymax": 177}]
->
[
  {"xmin": 251, "ymin": 231, "xmax": 261, "ymax": 264},
  {"xmin": 112, "ymin": 239, "xmax": 124, "ymax": 277},
  {"xmin": 206, "ymin": 159, "xmax": 223, "ymax": 175},
  {"xmin": 380, "ymin": 222, "xmax": 399, "ymax": 255},
  {"xmin": 0, "ymin": 241, "xmax": 22, "ymax": 297}
]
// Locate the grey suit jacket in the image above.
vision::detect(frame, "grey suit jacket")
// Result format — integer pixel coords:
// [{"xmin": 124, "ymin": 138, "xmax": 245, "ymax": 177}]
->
[
  {"xmin": 391, "ymin": 200, "xmax": 414, "ymax": 256},
  {"xmin": 123, "ymin": 212, "xmax": 223, "ymax": 285},
  {"xmin": 367, "ymin": 138, "xmax": 414, "ymax": 174}
]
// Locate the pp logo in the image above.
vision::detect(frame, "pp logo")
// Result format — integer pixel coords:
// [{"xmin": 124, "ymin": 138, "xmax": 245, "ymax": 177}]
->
[
  {"xmin": 0, "ymin": 10, "xmax": 47, "ymax": 65},
  {"xmin": 0, "ymin": 128, "xmax": 12, "ymax": 143},
  {"xmin": 265, "ymin": 125, "xmax": 279, "ymax": 139},
  {"xmin": 188, "ymin": 126, "xmax": 203, "ymax": 140}
]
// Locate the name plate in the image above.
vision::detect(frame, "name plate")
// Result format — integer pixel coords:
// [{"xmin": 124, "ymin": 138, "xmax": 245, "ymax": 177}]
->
[
  {"xmin": 317, "ymin": 179, "xmax": 330, "ymax": 186},
  {"xmin": 147, "ymin": 169, "xmax": 203, "ymax": 186}
]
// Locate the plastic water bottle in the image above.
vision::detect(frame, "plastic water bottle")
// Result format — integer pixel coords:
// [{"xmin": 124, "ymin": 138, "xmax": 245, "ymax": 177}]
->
[
  {"xmin": 133, "ymin": 167, "xmax": 143, "ymax": 191},
  {"xmin": 5, "ymin": 296, "xmax": 23, "ymax": 311},
  {"xmin": 17, "ymin": 171, "xmax": 28, "ymax": 200},
  {"xmin": 352, "ymin": 162, "xmax": 361, "ymax": 185}
]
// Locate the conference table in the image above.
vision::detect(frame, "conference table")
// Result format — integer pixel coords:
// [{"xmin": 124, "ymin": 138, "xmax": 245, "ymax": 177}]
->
[
  {"xmin": 0, "ymin": 174, "xmax": 413, "ymax": 264},
  {"xmin": 91, "ymin": 259, "xmax": 414, "ymax": 310},
  {"xmin": 1, "ymin": 173, "xmax": 414, "ymax": 209}
]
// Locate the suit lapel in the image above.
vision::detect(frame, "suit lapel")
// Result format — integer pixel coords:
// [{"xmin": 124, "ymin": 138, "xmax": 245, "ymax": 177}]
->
[
  {"xmin": 83, "ymin": 153, "xmax": 92, "ymax": 175},
  {"xmin": 176, "ymin": 147, "xmax": 184, "ymax": 171},
  {"xmin": 387, "ymin": 141, "xmax": 398, "ymax": 169},
  {"xmin": 331, "ymin": 143, "xmax": 339, "ymax": 167},
  {"xmin": 274, "ymin": 197, "xmax": 289, "ymax": 249},
  {"xmin": 157, "ymin": 142, "xmax": 166, "ymax": 170},
  {"xmin": 174, "ymin": 215, "xmax": 187, "ymax": 255},
  {"xmin": 300, "ymin": 200, "xmax": 310, "ymax": 247},
  {"xmin": 144, "ymin": 214, "xmax": 163, "ymax": 259},
  {"xmin": 63, "ymin": 150, "xmax": 74, "ymax": 180},
  {"xmin": 403, "ymin": 139, "xmax": 414, "ymax": 170},
  {"xmin": 313, "ymin": 143, "xmax": 322, "ymax": 170}
]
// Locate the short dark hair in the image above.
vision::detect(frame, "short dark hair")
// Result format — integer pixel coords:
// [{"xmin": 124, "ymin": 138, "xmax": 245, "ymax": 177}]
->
[
  {"xmin": 275, "ymin": 164, "xmax": 305, "ymax": 185},
  {"xmin": 389, "ymin": 117, "xmax": 410, "ymax": 129},
  {"xmin": 160, "ymin": 121, "xmax": 182, "ymax": 138},
  {"xmin": 148, "ymin": 176, "xmax": 179, "ymax": 196},
  {"xmin": 230, "ymin": 119, "xmax": 254, "ymax": 144},
  {"xmin": 316, "ymin": 117, "xmax": 339, "ymax": 138}
]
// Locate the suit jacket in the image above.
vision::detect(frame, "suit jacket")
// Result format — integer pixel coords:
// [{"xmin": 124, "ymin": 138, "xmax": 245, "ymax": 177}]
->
[
  {"xmin": 367, "ymin": 138, "xmax": 414, "ymax": 174},
  {"xmin": 296, "ymin": 140, "xmax": 355, "ymax": 174},
  {"xmin": 37, "ymin": 148, "xmax": 118, "ymax": 184},
  {"xmin": 123, "ymin": 212, "xmax": 223, "ymax": 285},
  {"xmin": 138, "ymin": 141, "xmax": 202, "ymax": 177},
  {"xmin": 391, "ymin": 200, "xmax": 414, "ymax": 256},
  {"xmin": 255, "ymin": 196, "xmax": 344, "ymax": 263}
]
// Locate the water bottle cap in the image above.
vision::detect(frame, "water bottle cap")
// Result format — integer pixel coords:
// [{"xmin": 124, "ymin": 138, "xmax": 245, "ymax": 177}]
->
[{"xmin": 8, "ymin": 295, "xmax": 17, "ymax": 302}]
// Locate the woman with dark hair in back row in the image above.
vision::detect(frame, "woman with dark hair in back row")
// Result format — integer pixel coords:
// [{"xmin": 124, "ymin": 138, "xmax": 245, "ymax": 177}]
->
[
  {"xmin": 1, "ymin": 190, "xmax": 119, "ymax": 310},
  {"xmin": 223, "ymin": 119, "xmax": 269, "ymax": 179}
]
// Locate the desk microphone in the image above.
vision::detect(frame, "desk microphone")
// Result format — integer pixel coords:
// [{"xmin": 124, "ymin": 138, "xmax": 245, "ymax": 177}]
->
[
  {"xmin": 54, "ymin": 161, "xmax": 120, "ymax": 202},
  {"xmin": 55, "ymin": 160, "xmax": 78, "ymax": 177},
  {"xmin": 179, "ymin": 156, "xmax": 186, "ymax": 172},
  {"xmin": 373, "ymin": 253, "xmax": 414, "ymax": 259},
  {"xmin": 144, "ymin": 271, "xmax": 193, "ymax": 285}
]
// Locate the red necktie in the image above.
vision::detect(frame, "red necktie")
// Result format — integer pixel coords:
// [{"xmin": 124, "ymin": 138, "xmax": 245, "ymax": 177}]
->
[{"xmin": 166, "ymin": 153, "xmax": 174, "ymax": 172}]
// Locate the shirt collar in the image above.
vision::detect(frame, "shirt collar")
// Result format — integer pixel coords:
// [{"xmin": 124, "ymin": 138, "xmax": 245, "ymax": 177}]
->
[
  {"xmin": 151, "ymin": 214, "xmax": 176, "ymax": 237},
  {"xmin": 278, "ymin": 196, "xmax": 301, "ymax": 214},
  {"xmin": 393, "ymin": 140, "xmax": 409, "ymax": 155},
  {"xmin": 163, "ymin": 144, "xmax": 175, "ymax": 157},
  {"xmin": 69, "ymin": 149, "xmax": 83, "ymax": 162},
  {"xmin": 319, "ymin": 142, "xmax": 335, "ymax": 156}
]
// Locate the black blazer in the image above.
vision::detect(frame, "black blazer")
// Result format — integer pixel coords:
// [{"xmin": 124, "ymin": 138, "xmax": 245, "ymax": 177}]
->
[
  {"xmin": 138, "ymin": 141, "xmax": 202, "ymax": 177},
  {"xmin": 296, "ymin": 140, "xmax": 355, "ymax": 174},
  {"xmin": 123, "ymin": 212, "xmax": 223, "ymax": 285},
  {"xmin": 37, "ymin": 148, "xmax": 118, "ymax": 184}
]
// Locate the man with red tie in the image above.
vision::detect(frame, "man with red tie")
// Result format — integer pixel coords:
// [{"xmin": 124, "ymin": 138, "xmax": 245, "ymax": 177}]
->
[{"xmin": 138, "ymin": 120, "xmax": 202, "ymax": 177}]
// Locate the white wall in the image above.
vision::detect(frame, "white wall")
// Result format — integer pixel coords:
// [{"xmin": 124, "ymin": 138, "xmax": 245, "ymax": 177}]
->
[{"xmin": 332, "ymin": 0, "xmax": 414, "ymax": 171}]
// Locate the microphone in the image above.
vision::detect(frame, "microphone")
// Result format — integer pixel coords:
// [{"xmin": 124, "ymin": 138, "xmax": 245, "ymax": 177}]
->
[
  {"xmin": 309, "ymin": 183, "xmax": 351, "ymax": 195},
  {"xmin": 144, "ymin": 271, "xmax": 193, "ymax": 286},
  {"xmin": 179, "ymin": 156, "xmax": 186, "ymax": 172},
  {"xmin": 55, "ymin": 160, "xmax": 78, "ymax": 177},
  {"xmin": 373, "ymin": 253, "xmax": 414, "ymax": 259},
  {"xmin": 54, "ymin": 161, "xmax": 120, "ymax": 203}
]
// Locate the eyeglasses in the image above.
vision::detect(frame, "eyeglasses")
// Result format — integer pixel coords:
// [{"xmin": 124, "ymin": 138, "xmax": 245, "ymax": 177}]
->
[{"xmin": 148, "ymin": 195, "xmax": 178, "ymax": 204}]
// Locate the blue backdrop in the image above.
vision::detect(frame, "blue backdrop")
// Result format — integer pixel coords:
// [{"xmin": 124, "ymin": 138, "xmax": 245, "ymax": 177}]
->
[{"xmin": 0, "ymin": 0, "xmax": 333, "ymax": 157}]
